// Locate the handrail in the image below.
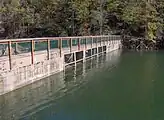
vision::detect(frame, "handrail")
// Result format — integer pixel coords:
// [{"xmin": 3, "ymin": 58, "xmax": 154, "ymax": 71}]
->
[
  {"xmin": 0, "ymin": 35, "xmax": 121, "ymax": 71},
  {"xmin": 0, "ymin": 35, "xmax": 120, "ymax": 43}
]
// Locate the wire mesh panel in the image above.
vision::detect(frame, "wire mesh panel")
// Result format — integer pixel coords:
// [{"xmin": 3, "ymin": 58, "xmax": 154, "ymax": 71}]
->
[
  {"xmin": 103, "ymin": 37, "xmax": 106, "ymax": 42},
  {"xmin": 62, "ymin": 39, "xmax": 69, "ymax": 48},
  {"xmin": 12, "ymin": 42, "xmax": 31, "ymax": 55},
  {"xmin": 80, "ymin": 38, "xmax": 86, "ymax": 45},
  {"xmin": 116, "ymin": 36, "xmax": 121, "ymax": 40},
  {"xmin": 34, "ymin": 40, "xmax": 47, "ymax": 51},
  {"xmin": 101, "ymin": 37, "xmax": 105, "ymax": 42},
  {"xmin": 110, "ymin": 36, "xmax": 114, "ymax": 41},
  {"xmin": 0, "ymin": 41, "xmax": 31, "ymax": 56},
  {"xmin": 97, "ymin": 37, "xmax": 101, "ymax": 43},
  {"xmin": 50, "ymin": 40, "xmax": 58, "ymax": 49},
  {"xmin": 86, "ymin": 38, "xmax": 92, "ymax": 44},
  {"xmin": 72, "ymin": 39, "xmax": 78, "ymax": 46},
  {"xmin": 0, "ymin": 43, "xmax": 8, "ymax": 56},
  {"xmin": 93, "ymin": 38, "xmax": 97, "ymax": 43},
  {"xmin": 113, "ymin": 36, "xmax": 116, "ymax": 40},
  {"xmin": 106, "ymin": 37, "xmax": 109, "ymax": 41}
]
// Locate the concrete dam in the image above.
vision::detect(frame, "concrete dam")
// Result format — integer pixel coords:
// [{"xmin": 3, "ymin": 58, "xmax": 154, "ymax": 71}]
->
[{"xmin": 0, "ymin": 35, "xmax": 122, "ymax": 95}]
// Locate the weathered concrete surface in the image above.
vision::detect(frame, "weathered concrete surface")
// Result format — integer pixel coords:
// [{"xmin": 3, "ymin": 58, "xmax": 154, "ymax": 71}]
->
[
  {"xmin": 0, "ymin": 40, "xmax": 121, "ymax": 95},
  {"xmin": 0, "ymin": 54, "xmax": 64, "ymax": 95}
]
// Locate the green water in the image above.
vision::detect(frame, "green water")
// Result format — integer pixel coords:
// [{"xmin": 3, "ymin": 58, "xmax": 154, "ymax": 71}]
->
[{"xmin": 1, "ymin": 50, "xmax": 164, "ymax": 120}]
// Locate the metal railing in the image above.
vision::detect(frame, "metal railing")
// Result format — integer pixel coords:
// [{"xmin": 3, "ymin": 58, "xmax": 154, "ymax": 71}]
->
[{"xmin": 0, "ymin": 35, "xmax": 121, "ymax": 71}]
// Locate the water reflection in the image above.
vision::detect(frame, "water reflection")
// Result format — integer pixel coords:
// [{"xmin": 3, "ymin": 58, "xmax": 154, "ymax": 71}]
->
[{"xmin": 0, "ymin": 50, "xmax": 122, "ymax": 120}]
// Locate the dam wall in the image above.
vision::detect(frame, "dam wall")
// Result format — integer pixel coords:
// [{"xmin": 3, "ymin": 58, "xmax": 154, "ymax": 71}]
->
[{"xmin": 0, "ymin": 35, "xmax": 122, "ymax": 95}]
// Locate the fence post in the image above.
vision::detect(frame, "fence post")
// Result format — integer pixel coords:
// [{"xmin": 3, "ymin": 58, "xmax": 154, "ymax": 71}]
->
[
  {"xmin": 91, "ymin": 37, "xmax": 93, "ymax": 49},
  {"xmin": 59, "ymin": 38, "xmax": 62, "ymax": 57},
  {"xmin": 70, "ymin": 38, "xmax": 72, "ymax": 52},
  {"xmin": 8, "ymin": 41, "xmax": 12, "ymax": 70},
  {"xmin": 85, "ymin": 38, "xmax": 87, "ymax": 50},
  {"xmin": 31, "ymin": 40, "xmax": 34, "ymax": 64},
  {"xmin": 78, "ymin": 38, "xmax": 80, "ymax": 51},
  {"xmin": 96, "ymin": 37, "xmax": 98, "ymax": 48},
  {"xmin": 47, "ymin": 39, "xmax": 50, "ymax": 60},
  {"xmin": 15, "ymin": 42, "xmax": 18, "ymax": 55}
]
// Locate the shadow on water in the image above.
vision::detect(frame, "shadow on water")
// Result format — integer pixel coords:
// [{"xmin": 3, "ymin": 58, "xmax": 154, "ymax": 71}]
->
[{"xmin": 0, "ymin": 50, "xmax": 122, "ymax": 120}]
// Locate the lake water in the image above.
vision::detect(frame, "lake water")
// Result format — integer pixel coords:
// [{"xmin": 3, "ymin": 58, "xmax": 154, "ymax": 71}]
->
[{"xmin": 0, "ymin": 50, "xmax": 164, "ymax": 120}]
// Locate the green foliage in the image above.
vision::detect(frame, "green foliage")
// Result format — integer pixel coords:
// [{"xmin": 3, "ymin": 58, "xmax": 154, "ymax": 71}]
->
[
  {"xmin": 106, "ymin": 0, "xmax": 163, "ymax": 40},
  {"xmin": 0, "ymin": 0, "xmax": 164, "ymax": 40}
]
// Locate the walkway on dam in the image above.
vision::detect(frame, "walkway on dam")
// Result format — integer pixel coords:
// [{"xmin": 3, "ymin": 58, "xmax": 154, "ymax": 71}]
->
[
  {"xmin": 0, "ymin": 35, "xmax": 122, "ymax": 95},
  {"xmin": 0, "ymin": 35, "xmax": 121, "ymax": 72}
]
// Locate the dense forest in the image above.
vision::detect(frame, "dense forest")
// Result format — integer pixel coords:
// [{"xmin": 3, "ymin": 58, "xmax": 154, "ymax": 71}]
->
[{"xmin": 0, "ymin": 0, "xmax": 164, "ymax": 41}]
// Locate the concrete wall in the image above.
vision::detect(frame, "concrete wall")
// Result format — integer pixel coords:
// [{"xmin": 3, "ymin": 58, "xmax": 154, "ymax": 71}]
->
[
  {"xmin": 0, "ymin": 52, "xmax": 64, "ymax": 95},
  {"xmin": 0, "ymin": 40, "xmax": 122, "ymax": 95},
  {"xmin": 106, "ymin": 40, "xmax": 122, "ymax": 52}
]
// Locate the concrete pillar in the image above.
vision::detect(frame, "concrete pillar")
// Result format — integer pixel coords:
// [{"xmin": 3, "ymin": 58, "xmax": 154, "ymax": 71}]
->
[
  {"xmin": 83, "ymin": 50, "xmax": 86, "ymax": 62},
  {"xmin": 96, "ymin": 47, "xmax": 98, "ymax": 55},
  {"xmin": 96, "ymin": 52, "xmax": 99, "ymax": 68},
  {"xmin": 73, "ymin": 64, "xmax": 77, "ymax": 80},
  {"xmin": 82, "ymin": 60, "xmax": 86, "ymax": 77},
  {"xmin": 74, "ymin": 52, "xmax": 77, "ymax": 66},
  {"xmin": 25, "ymin": 66, "xmax": 27, "ymax": 81}
]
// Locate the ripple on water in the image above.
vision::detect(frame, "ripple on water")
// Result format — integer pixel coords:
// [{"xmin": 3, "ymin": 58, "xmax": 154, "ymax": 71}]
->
[{"xmin": 0, "ymin": 50, "xmax": 122, "ymax": 120}]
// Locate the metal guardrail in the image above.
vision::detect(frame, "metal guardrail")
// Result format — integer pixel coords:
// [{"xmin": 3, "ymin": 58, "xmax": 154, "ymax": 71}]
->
[{"xmin": 0, "ymin": 35, "xmax": 121, "ymax": 71}]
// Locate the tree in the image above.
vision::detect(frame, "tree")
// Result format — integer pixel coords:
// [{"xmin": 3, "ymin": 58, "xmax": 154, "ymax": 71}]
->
[{"xmin": 0, "ymin": 0, "xmax": 164, "ymax": 40}]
